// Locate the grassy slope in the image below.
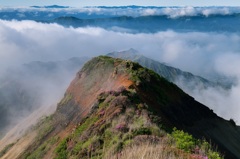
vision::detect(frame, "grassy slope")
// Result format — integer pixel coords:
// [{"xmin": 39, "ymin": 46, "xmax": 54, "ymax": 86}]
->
[
  {"xmin": 22, "ymin": 88, "xmax": 222, "ymax": 159},
  {"xmin": 2, "ymin": 56, "xmax": 239, "ymax": 159}
]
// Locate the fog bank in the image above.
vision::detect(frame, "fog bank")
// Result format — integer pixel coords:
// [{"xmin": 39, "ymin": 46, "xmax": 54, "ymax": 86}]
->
[{"xmin": 0, "ymin": 19, "xmax": 240, "ymax": 134}]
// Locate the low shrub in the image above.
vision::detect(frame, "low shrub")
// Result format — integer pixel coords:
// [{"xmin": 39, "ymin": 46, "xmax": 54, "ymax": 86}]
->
[{"xmin": 55, "ymin": 138, "xmax": 68, "ymax": 159}]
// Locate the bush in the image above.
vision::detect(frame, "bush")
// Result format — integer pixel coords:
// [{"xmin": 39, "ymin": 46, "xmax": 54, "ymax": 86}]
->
[
  {"xmin": 171, "ymin": 128, "xmax": 223, "ymax": 159},
  {"xmin": 171, "ymin": 127, "xmax": 195, "ymax": 152},
  {"xmin": 133, "ymin": 127, "xmax": 151, "ymax": 136},
  {"xmin": 208, "ymin": 150, "xmax": 222, "ymax": 159},
  {"xmin": 55, "ymin": 138, "xmax": 68, "ymax": 159},
  {"xmin": 0, "ymin": 143, "xmax": 14, "ymax": 157}
]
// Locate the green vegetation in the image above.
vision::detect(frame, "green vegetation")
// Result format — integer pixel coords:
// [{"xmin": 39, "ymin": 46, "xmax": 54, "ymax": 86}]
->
[
  {"xmin": 27, "ymin": 137, "xmax": 59, "ymax": 159},
  {"xmin": 73, "ymin": 136, "xmax": 100, "ymax": 154},
  {"xmin": 19, "ymin": 57, "xmax": 226, "ymax": 159},
  {"xmin": 126, "ymin": 61, "xmax": 149, "ymax": 85},
  {"xmin": 171, "ymin": 128, "xmax": 195, "ymax": 152},
  {"xmin": 18, "ymin": 114, "xmax": 56, "ymax": 159},
  {"xmin": 59, "ymin": 94, "xmax": 72, "ymax": 106},
  {"xmin": 74, "ymin": 116, "xmax": 99, "ymax": 138},
  {"xmin": 82, "ymin": 56, "xmax": 116, "ymax": 74},
  {"xmin": 0, "ymin": 143, "xmax": 15, "ymax": 157},
  {"xmin": 98, "ymin": 56, "xmax": 115, "ymax": 64},
  {"xmin": 55, "ymin": 86, "xmax": 212, "ymax": 159},
  {"xmin": 98, "ymin": 101, "xmax": 109, "ymax": 109},
  {"xmin": 36, "ymin": 115, "xmax": 54, "ymax": 141},
  {"xmin": 52, "ymin": 88, "xmax": 166, "ymax": 158},
  {"xmin": 125, "ymin": 60, "xmax": 179, "ymax": 106},
  {"xmin": 171, "ymin": 127, "xmax": 223, "ymax": 159},
  {"xmin": 133, "ymin": 127, "xmax": 151, "ymax": 136},
  {"xmin": 55, "ymin": 138, "xmax": 68, "ymax": 159}
]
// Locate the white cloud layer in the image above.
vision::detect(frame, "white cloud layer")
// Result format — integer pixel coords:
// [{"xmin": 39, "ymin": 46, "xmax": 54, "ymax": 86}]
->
[
  {"xmin": 1, "ymin": 6, "xmax": 240, "ymax": 18},
  {"xmin": 1, "ymin": 20, "xmax": 240, "ymax": 124}
]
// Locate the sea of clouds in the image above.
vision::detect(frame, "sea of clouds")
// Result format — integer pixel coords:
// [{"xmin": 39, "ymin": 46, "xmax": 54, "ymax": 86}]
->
[
  {"xmin": 1, "ymin": 6, "xmax": 240, "ymax": 19},
  {"xmin": 0, "ymin": 18, "xmax": 240, "ymax": 130}
]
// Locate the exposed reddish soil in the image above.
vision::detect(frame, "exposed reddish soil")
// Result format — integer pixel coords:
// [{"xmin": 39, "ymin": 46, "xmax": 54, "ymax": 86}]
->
[{"xmin": 66, "ymin": 62, "xmax": 133, "ymax": 119}]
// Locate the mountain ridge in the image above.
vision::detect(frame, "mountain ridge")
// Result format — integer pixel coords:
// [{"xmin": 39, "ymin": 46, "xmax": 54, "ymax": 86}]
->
[
  {"xmin": 1, "ymin": 56, "xmax": 240, "ymax": 159},
  {"xmin": 107, "ymin": 49, "xmax": 219, "ymax": 89},
  {"xmin": 0, "ymin": 50, "xmax": 229, "ymax": 142}
]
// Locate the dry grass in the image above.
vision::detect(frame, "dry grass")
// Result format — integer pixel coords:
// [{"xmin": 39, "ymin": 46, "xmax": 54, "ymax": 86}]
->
[{"xmin": 104, "ymin": 141, "xmax": 193, "ymax": 159}]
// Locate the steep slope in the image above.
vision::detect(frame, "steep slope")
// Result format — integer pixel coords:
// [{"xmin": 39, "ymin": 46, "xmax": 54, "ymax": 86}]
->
[{"xmin": 1, "ymin": 56, "xmax": 240, "ymax": 159}]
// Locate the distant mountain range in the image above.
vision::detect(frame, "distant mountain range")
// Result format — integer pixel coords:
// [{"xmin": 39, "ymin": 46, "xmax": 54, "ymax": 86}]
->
[
  {"xmin": 1, "ymin": 6, "xmax": 240, "ymax": 33},
  {"xmin": 30, "ymin": 5, "xmax": 70, "ymax": 9},
  {"xmin": 47, "ymin": 15, "xmax": 240, "ymax": 33}
]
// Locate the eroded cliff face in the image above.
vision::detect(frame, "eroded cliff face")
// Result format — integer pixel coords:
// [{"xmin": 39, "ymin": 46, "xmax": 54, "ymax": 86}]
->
[
  {"xmin": 62, "ymin": 56, "xmax": 133, "ymax": 121},
  {"xmin": 1, "ymin": 56, "xmax": 240, "ymax": 159}
]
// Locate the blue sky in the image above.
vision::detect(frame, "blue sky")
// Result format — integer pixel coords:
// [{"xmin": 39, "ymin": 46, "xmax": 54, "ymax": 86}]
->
[{"xmin": 0, "ymin": 0, "xmax": 240, "ymax": 7}]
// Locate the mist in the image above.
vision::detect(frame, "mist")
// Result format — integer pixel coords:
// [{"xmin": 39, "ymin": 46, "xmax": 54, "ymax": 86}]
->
[
  {"xmin": 1, "ymin": 19, "xmax": 240, "ymax": 137},
  {"xmin": 2, "ymin": 20, "xmax": 240, "ymax": 76}
]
